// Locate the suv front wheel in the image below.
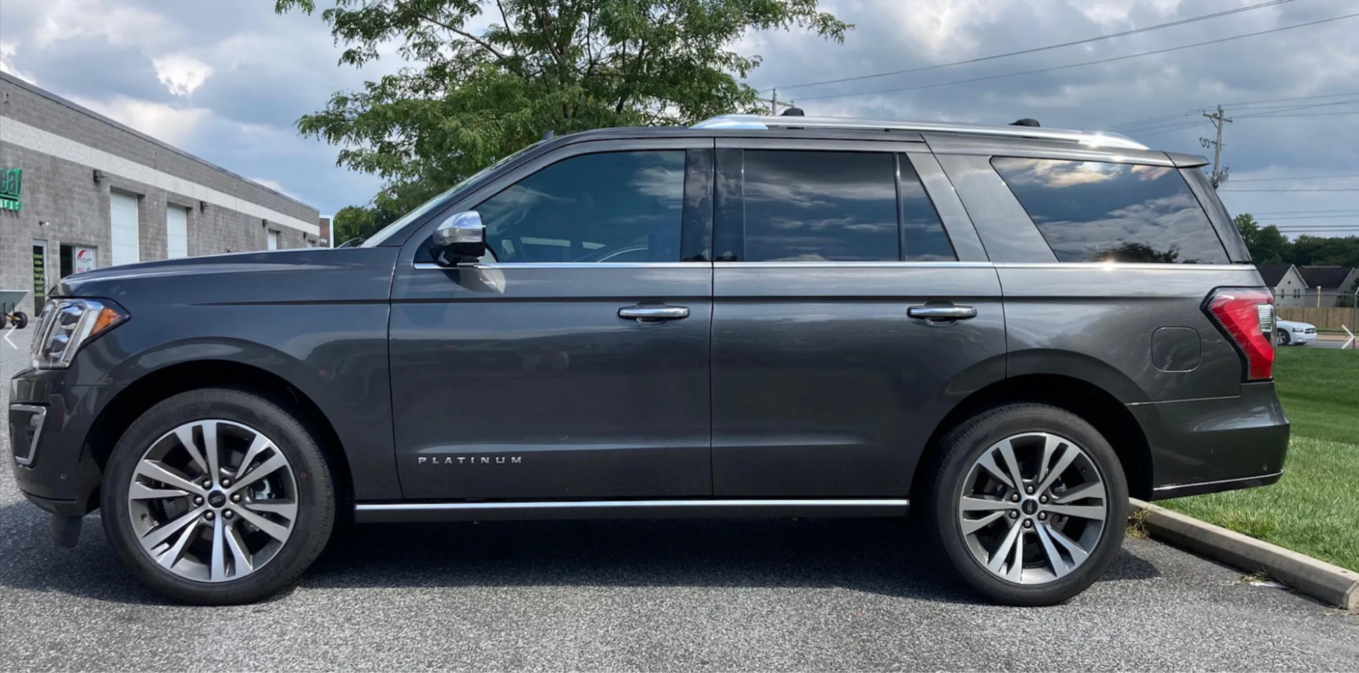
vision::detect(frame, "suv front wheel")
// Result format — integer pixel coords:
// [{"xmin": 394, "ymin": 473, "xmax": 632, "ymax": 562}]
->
[
  {"xmin": 925, "ymin": 404, "xmax": 1129, "ymax": 606},
  {"xmin": 101, "ymin": 388, "xmax": 336, "ymax": 605}
]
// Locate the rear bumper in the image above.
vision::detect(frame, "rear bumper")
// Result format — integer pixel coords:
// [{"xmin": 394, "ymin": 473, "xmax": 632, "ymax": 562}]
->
[{"xmin": 1129, "ymin": 381, "xmax": 1290, "ymax": 501}]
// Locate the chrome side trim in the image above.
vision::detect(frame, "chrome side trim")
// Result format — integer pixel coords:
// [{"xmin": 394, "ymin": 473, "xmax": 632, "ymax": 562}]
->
[
  {"xmin": 412, "ymin": 260, "xmax": 1256, "ymax": 272},
  {"xmin": 693, "ymin": 114, "xmax": 1148, "ymax": 150},
  {"xmin": 993, "ymin": 263, "xmax": 1253, "ymax": 271},
  {"xmin": 9, "ymin": 404, "xmax": 46, "ymax": 466},
  {"xmin": 357, "ymin": 498, "xmax": 909, "ymax": 512},
  {"xmin": 716, "ymin": 261, "xmax": 993, "ymax": 269},
  {"xmin": 1152, "ymin": 471, "xmax": 1283, "ymax": 498},
  {"xmin": 412, "ymin": 261, "xmax": 704, "ymax": 271}
]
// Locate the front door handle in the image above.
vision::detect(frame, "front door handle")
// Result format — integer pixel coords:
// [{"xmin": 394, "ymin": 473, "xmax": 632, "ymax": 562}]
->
[
  {"xmin": 619, "ymin": 305, "xmax": 690, "ymax": 322},
  {"xmin": 908, "ymin": 305, "xmax": 978, "ymax": 323}
]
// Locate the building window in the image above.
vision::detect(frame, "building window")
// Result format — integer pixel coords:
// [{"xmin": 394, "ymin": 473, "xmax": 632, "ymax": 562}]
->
[
  {"xmin": 1294, "ymin": 288, "xmax": 1300, "ymax": 299},
  {"xmin": 59, "ymin": 244, "xmax": 98, "ymax": 278}
]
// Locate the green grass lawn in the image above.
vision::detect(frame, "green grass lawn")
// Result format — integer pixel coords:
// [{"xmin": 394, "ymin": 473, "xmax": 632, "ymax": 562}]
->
[{"xmin": 1160, "ymin": 347, "xmax": 1359, "ymax": 572}]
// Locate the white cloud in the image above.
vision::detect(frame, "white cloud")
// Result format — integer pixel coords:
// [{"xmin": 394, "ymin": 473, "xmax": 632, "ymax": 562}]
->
[
  {"xmin": 0, "ymin": 42, "xmax": 37, "ymax": 83},
  {"xmin": 69, "ymin": 95, "xmax": 208, "ymax": 146},
  {"xmin": 29, "ymin": 0, "xmax": 182, "ymax": 49},
  {"xmin": 153, "ymin": 54, "xmax": 213, "ymax": 96},
  {"xmin": 248, "ymin": 177, "xmax": 303, "ymax": 200}
]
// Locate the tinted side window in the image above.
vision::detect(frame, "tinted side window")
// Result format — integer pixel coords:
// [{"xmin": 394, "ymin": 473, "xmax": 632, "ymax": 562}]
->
[
  {"xmin": 475, "ymin": 151, "xmax": 685, "ymax": 263},
  {"xmin": 899, "ymin": 158, "xmax": 956, "ymax": 261},
  {"xmin": 743, "ymin": 151, "xmax": 898, "ymax": 262},
  {"xmin": 991, "ymin": 158, "xmax": 1228, "ymax": 264}
]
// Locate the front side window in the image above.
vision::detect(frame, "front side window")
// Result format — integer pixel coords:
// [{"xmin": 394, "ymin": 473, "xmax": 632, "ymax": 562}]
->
[
  {"xmin": 742, "ymin": 151, "xmax": 899, "ymax": 262},
  {"xmin": 991, "ymin": 158, "xmax": 1229, "ymax": 264},
  {"xmin": 474, "ymin": 151, "xmax": 685, "ymax": 263}
]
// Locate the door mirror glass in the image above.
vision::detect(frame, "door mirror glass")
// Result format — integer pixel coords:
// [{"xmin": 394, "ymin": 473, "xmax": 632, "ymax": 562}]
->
[{"xmin": 431, "ymin": 211, "xmax": 487, "ymax": 266}]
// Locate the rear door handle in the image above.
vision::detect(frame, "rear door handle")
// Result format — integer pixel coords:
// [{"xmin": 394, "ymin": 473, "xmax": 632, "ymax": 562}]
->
[
  {"xmin": 619, "ymin": 305, "xmax": 690, "ymax": 322},
  {"xmin": 908, "ymin": 305, "xmax": 978, "ymax": 322}
]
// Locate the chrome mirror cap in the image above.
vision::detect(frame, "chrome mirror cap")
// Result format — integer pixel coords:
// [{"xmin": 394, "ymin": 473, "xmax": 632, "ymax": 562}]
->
[{"xmin": 433, "ymin": 211, "xmax": 485, "ymax": 248}]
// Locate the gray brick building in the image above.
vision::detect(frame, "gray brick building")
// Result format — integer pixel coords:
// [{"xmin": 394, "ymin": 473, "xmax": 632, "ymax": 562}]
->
[{"xmin": 1, "ymin": 72, "xmax": 323, "ymax": 318}]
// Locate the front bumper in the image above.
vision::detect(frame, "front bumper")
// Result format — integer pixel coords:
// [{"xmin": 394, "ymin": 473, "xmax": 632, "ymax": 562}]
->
[
  {"xmin": 1130, "ymin": 381, "xmax": 1291, "ymax": 501},
  {"xmin": 1291, "ymin": 330, "xmax": 1317, "ymax": 345},
  {"xmin": 8, "ymin": 369, "xmax": 108, "ymax": 517}
]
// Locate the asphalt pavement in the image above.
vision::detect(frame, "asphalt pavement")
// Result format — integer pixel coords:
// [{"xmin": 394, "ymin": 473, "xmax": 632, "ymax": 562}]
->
[{"xmin": 2, "ymin": 327, "xmax": 1357, "ymax": 672}]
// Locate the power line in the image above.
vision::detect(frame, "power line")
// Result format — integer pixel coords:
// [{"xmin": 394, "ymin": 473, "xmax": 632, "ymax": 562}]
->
[
  {"xmin": 1109, "ymin": 92, "xmax": 1359, "ymax": 130},
  {"xmin": 1231, "ymin": 173, "xmax": 1359, "ymax": 182},
  {"xmin": 1219, "ymin": 188, "xmax": 1359, "ymax": 192},
  {"xmin": 1250, "ymin": 216, "xmax": 1359, "ymax": 221},
  {"xmin": 1253, "ymin": 209, "xmax": 1359, "ymax": 215},
  {"xmin": 767, "ymin": 0, "xmax": 1295, "ymax": 93},
  {"xmin": 1128, "ymin": 122, "xmax": 1203, "ymax": 138},
  {"xmin": 796, "ymin": 13, "xmax": 1359, "ymax": 103},
  {"xmin": 1237, "ymin": 111, "xmax": 1359, "ymax": 118}
]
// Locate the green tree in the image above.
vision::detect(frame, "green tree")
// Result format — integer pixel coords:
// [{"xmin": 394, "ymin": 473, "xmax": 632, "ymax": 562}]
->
[
  {"xmin": 278, "ymin": 0, "xmax": 850, "ymax": 223},
  {"xmin": 1233, "ymin": 213, "xmax": 1290, "ymax": 264},
  {"xmin": 1286, "ymin": 234, "xmax": 1359, "ymax": 268}
]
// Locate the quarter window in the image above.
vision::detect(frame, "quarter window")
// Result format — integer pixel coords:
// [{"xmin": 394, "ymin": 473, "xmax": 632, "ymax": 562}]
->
[
  {"xmin": 475, "ymin": 151, "xmax": 686, "ymax": 263},
  {"xmin": 991, "ymin": 158, "xmax": 1228, "ymax": 264},
  {"xmin": 742, "ymin": 151, "xmax": 899, "ymax": 262},
  {"xmin": 899, "ymin": 158, "xmax": 956, "ymax": 261}
]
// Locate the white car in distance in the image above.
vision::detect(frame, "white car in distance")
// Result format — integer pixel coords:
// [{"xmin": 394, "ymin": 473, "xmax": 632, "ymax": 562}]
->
[{"xmin": 1275, "ymin": 318, "xmax": 1317, "ymax": 346}]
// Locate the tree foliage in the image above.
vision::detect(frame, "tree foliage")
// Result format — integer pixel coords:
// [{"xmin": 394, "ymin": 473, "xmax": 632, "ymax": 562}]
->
[
  {"xmin": 278, "ymin": 0, "xmax": 849, "ymax": 221},
  {"xmin": 1232, "ymin": 214, "xmax": 1289, "ymax": 265},
  {"xmin": 1235, "ymin": 213, "xmax": 1359, "ymax": 269}
]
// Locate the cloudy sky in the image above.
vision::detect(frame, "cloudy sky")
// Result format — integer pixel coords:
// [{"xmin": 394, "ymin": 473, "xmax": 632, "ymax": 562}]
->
[{"xmin": 1, "ymin": 0, "xmax": 1356, "ymax": 236}]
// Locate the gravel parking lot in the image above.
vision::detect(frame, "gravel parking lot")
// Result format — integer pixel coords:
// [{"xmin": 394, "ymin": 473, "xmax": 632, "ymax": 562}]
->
[{"xmin": 3, "ymin": 328, "xmax": 1357, "ymax": 672}]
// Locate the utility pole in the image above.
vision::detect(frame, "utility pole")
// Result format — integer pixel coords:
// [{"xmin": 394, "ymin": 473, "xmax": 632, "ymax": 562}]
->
[
  {"xmin": 1201, "ymin": 105, "xmax": 1233, "ymax": 188},
  {"xmin": 770, "ymin": 89, "xmax": 778, "ymax": 115}
]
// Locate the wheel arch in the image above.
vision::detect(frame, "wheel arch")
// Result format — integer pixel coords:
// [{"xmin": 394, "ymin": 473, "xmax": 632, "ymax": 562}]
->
[
  {"xmin": 84, "ymin": 358, "xmax": 356, "ymax": 514},
  {"xmin": 913, "ymin": 373, "xmax": 1154, "ymax": 501}
]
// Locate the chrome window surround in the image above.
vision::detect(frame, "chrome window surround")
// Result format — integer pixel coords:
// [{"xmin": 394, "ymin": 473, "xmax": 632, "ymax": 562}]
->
[
  {"xmin": 9, "ymin": 404, "xmax": 46, "ymax": 466},
  {"xmin": 693, "ymin": 115, "xmax": 1148, "ymax": 151}
]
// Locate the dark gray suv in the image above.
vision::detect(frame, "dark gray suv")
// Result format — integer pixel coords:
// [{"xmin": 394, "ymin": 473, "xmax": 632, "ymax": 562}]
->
[{"xmin": 8, "ymin": 114, "xmax": 1289, "ymax": 606}]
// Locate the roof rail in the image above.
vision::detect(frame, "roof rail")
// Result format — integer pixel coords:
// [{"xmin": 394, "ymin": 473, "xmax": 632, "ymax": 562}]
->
[{"xmin": 691, "ymin": 114, "xmax": 1148, "ymax": 150}]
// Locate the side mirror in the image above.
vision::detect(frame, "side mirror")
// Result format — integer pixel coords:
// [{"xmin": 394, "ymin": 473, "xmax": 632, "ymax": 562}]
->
[{"xmin": 431, "ymin": 211, "xmax": 487, "ymax": 266}]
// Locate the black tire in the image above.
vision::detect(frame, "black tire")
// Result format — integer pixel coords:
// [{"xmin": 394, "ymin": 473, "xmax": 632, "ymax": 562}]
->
[
  {"xmin": 101, "ymin": 388, "xmax": 335, "ymax": 605},
  {"xmin": 924, "ymin": 403, "xmax": 1129, "ymax": 606},
  {"xmin": 1276, "ymin": 329, "xmax": 1290, "ymax": 346},
  {"xmin": 12, "ymin": 311, "xmax": 26, "ymax": 329}
]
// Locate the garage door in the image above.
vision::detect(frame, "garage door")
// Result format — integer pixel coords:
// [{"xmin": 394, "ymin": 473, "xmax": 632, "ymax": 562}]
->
[
  {"xmin": 166, "ymin": 206, "xmax": 188, "ymax": 259},
  {"xmin": 110, "ymin": 192, "xmax": 140, "ymax": 266}
]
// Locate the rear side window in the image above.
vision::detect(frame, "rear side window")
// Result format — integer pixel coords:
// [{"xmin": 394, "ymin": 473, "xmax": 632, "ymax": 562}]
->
[
  {"xmin": 743, "ymin": 151, "xmax": 899, "ymax": 262},
  {"xmin": 991, "ymin": 158, "xmax": 1228, "ymax": 264}
]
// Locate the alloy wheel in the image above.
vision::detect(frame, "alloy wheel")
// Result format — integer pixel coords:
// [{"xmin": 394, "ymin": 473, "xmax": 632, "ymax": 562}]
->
[
  {"xmin": 126, "ymin": 420, "xmax": 298, "ymax": 582},
  {"xmin": 957, "ymin": 432, "xmax": 1109, "ymax": 585}
]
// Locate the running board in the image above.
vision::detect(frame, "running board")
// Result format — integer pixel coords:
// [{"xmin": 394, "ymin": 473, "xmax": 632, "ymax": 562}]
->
[{"xmin": 353, "ymin": 499, "xmax": 910, "ymax": 523}]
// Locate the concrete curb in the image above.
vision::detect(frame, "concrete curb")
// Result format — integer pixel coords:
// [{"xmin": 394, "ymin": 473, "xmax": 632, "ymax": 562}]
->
[{"xmin": 1130, "ymin": 499, "xmax": 1358, "ymax": 610}]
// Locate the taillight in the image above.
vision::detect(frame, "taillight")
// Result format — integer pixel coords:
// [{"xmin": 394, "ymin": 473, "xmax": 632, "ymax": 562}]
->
[{"xmin": 1204, "ymin": 288, "xmax": 1275, "ymax": 381}]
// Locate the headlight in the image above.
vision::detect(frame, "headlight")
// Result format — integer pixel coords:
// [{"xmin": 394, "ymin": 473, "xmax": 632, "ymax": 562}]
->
[
  {"xmin": 29, "ymin": 299, "xmax": 129, "ymax": 370},
  {"xmin": 1293, "ymin": 327, "xmax": 1305, "ymax": 333}
]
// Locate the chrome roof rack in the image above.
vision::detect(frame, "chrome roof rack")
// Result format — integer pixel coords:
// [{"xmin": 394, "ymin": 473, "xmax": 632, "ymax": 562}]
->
[{"xmin": 691, "ymin": 114, "xmax": 1148, "ymax": 150}]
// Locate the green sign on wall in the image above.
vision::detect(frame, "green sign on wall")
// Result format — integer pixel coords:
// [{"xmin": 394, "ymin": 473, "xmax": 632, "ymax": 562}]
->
[{"xmin": 0, "ymin": 168, "xmax": 22, "ymax": 211}]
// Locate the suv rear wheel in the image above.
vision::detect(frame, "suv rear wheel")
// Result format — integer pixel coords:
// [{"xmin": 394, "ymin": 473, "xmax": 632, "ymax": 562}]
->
[
  {"xmin": 925, "ymin": 404, "xmax": 1128, "ymax": 606},
  {"xmin": 101, "ymin": 388, "xmax": 335, "ymax": 605}
]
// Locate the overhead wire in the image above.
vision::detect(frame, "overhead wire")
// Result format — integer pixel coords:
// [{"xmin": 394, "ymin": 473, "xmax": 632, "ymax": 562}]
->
[
  {"xmin": 766, "ymin": 0, "xmax": 1297, "ymax": 93},
  {"xmin": 794, "ymin": 13, "xmax": 1359, "ymax": 103}
]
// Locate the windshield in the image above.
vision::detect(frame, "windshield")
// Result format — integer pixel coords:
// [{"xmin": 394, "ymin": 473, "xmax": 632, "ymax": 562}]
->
[{"xmin": 360, "ymin": 141, "xmax": 544, "ymax": 247}]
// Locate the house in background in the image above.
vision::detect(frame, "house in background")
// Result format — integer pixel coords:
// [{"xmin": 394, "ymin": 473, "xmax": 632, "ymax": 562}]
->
[
  {"xmin": 1256, "ymin": 263, "xmax": 1309, "ymax": 307},
  {"xmin": 1297, "ymin": 266, "xmax": 1359, "ymax": 307}
]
